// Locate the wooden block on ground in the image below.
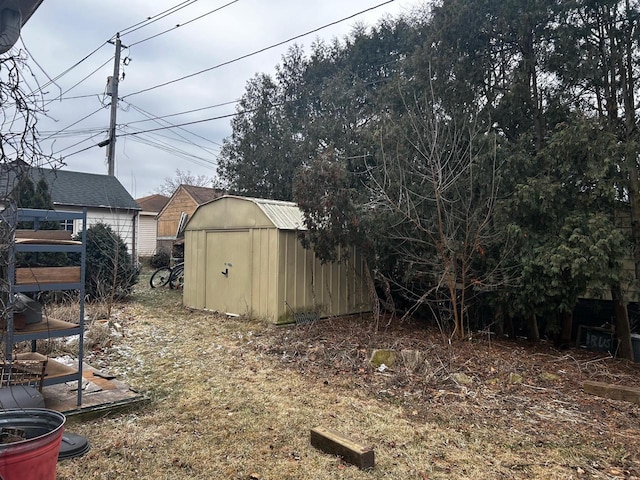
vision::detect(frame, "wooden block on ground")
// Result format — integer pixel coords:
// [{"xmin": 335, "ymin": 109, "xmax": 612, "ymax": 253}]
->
[
  {"xmin": 84, "ymin": 371, "xmax": 116, "ymax": 390},
  {"xmin": 583, "ymin": 380, "xmax": 640, "ymax": 405},
  {"xmin": 310, "ymin": 426, "xmax": 374, "ymax": 470}
]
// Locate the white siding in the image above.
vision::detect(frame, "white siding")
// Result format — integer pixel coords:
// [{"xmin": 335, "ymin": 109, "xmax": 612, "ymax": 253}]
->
[
  {"xmin": 86, "ymin": 208, "xmax": 137, "ymax": 258},
  {"xmin": 61, "ymin": 206, "xmax": 138, "ymax": 259},
  {"xmin": 138, "ymin": 213, "xmax": 157, "ymax": 256}
]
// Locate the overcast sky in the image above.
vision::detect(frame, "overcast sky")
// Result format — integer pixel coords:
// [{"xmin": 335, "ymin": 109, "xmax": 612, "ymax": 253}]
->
[{"xmin": 16, "ymin": 0, "xmax": 419, "ymax": 199}]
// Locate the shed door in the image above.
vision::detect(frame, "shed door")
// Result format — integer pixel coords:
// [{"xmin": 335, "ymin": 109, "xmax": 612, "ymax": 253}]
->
[{"xmin": 205, "ymin": 230, "xmax": 252, "ymax": 315}]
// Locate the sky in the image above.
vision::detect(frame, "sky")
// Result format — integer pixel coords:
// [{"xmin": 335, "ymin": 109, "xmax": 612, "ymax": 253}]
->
[{"xmin": 15, "ymin": 0, "xmax": 420, "ymax": 199}]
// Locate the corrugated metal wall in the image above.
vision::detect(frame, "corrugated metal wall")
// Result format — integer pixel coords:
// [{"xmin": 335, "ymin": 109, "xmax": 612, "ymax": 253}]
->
[
  {"xmin": 184, "ymin": 229, "xmax": 207, "ymax": 309},
  {"xmin": 250, "ymin": 228, "xmax": 278, "ymax": 321},
  {"xmin": 275, "ymin": 232, "xmax": 369, "ymax": 323}
]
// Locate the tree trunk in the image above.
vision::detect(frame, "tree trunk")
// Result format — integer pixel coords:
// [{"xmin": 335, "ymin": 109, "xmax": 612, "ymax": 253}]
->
[
  {"xmin": 364, "ymin": 261, "xmax": 381, "ymax": 332},
  {"xmin": 527, "ymin": 313, "xmax": 539, "ymax": 343},
  {"xmin": 612, "ymin": 284, "xmax": 633, "ymax": 360},
  {"xmin": 559, "ymin": 310, "xmax": 573, "ymax": 349}
]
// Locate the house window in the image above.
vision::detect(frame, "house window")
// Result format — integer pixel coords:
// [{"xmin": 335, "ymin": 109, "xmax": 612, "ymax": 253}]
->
[{"xmin": 60, "ymin": 219, "xmax": 74, "ymax": 232}]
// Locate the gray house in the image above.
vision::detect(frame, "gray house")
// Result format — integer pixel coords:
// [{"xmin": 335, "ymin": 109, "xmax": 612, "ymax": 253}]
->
[{"xmin": 0, "ymin": 163, "xmax": 140, "ymax": 258}]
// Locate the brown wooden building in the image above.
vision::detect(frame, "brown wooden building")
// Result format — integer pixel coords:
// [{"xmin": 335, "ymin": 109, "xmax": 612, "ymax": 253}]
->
[{"xmin": 156, "ymin": 185, "xmax": 222, "ymax": 257}]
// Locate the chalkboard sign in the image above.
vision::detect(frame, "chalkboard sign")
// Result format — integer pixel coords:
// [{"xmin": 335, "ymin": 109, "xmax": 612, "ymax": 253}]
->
[{"xmin": 584, "ymin": 328, "xmax": 616, "ymax": 354}]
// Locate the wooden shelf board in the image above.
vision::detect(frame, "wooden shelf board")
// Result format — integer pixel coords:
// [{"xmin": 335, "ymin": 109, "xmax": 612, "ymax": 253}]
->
[
  {"xmin": 9, "ymin": 317, "xmax": 78, "ymax": 334},
  {"xmin": 15, "ymin": 352, "xmax": 78, "ymax": 380},
  {"xmin": 15, "ymin": 266, "xmax": 81, "ymax": 285}
]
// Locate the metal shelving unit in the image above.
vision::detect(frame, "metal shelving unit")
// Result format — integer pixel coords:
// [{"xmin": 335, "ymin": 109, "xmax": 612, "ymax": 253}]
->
[{"xmin": 3, "ymin": 208, "xmax": 87, "ymax": 406}]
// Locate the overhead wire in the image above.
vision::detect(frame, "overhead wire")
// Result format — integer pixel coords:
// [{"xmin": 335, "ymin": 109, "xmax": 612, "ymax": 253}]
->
[
  {"xmin": 118, "ymin": 0, "xmax": 200, "ymax": 37},
  {"xmin": 120, "ymin": 99, "xmax": 239, "ymax": 126},
  {"xmin": 25, "ymin": 1, "xmax": 234, "ymax": 129},
  {"xmin": 124, "ymin": 131, "xmax": 218, "ymax": 168},
  {"xmin": 125, "ymin": 104, "xmax": 221, "ymax": 154},
  {"xmin": 26, "ymin": 41, "xmax": 110, "ymax": 98},
  {"xmin": 61, "ymin": 142, "xmax": 104, "ymax": 159},
  {"xmin": 44, "ymin": 93, "xmax": 105, "ymax": 102},
  {"xmin": 52, "ymin": 1, "xmax": 401, "ymax": 162},
  {"xmin": 129, "ymin": 0, "xmax": 240, "ymax": 47},
  {"xmin": 39, "ymin": 127, "xmax": 107, "ymax": 138},
  {"xmin": 19, "ymin": 36, "xmax": 61, "ymax": 100},
  {"xmin": 126, "ymin": 123, "xmax": 220, "ymax": 155},
  {"xmin": 41, "ymin": 105, "xmax": 108, "ymax": 141},
  {"xmin": 52, "ymin": 131, "xmax": 107, "ymax": 156},
  {"xmin": 122, "ymin": 100, "xmax": 228, "ymax": 148},
  {"xmin": 61, "ymin": 104, "xmax": 261, "ymax": 158},
  {"xmin": 125, "ymin": 107, "xmax": 222, "ymax": 156},
  {"xmin": 42, "ymin": 57, "xmax": 113, "ymax": 107},
  {"xmin": 116, "ymin": 110, "xmax": 246, "ymax": 137},
  {"xmin": 119, "ymin": 120, "xmax": 218, "ymax": 167},
  {"xmin": 59, "ymin": 54, "xmax": 400, "ymax": 157},
  {"xmin": 24, "ymin": 0, "xmax": 190, "ymax": 100},
  {"xmin": 123, "ymin": 0, "xmax": 396, "ymax": 99}
]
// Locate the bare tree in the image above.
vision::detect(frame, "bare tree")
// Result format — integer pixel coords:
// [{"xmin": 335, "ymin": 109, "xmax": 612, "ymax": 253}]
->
[
  {"xmin": 154, "ymin": 169, "xmax": 214, "ymax": 197},
  {"xmin": 367, "ymin": 94, "xmax": 509, "ymax": 340},
  {"xmin": 0, "ymin": 50, "xmax": 64, "ymax": 357}
]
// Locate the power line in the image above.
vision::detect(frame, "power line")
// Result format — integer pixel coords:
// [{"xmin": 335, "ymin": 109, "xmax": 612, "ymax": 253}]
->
[
  {"xmin": 124, "ymin": 131, "xmax": 218, "ymax": 168},
  {"xmin": 120, "ymin": 99, "xmax": 239, "ymax": 126},
  {"xmin": 127, "ymin": 123, "xmax": 220, "ymax": 154},
  {"xmin": 61, "ymin": 142, "xmax": 104, "ymax": 159},
  {"xmin": 62, "ymin": 104, "xmax": 259, "ymax": 158},
  {"xmin": 121, "ymin": 100, "xmax": 235, "ymax": 149},
  {"xmin": 124, "ymin": 102, "xmax": 222, "ymax": 153},
  {"xmin": 119, "ymin": 0, "xmax": 200, "ymax": 37},
  {"xmin": 129, "ymin": 0, "xmax": 240, "ymax": 47},
  {"xmin": 42, "ymin": 105, "xmax": 108, "ymax": 141},
  {"xmin": 57, "ymin": 54, "xmax": 398, "ymax": 149},
  {"xmin": 52, "ymin": 131, "xmax": 107, "ymax": 155},
  {"xmin": 26, "ymin": 41, "xmax": 110, "ymax": 98},
  {"xmin": 123, "ymin": 0, "xmax": 396, "ymax": 99},
  {"xmin": 20, "ymin": 35, "xmax": 60, "ymax": 99},
  {"xmin": 43, "ymin": 57, "xmax": 113, "ymax": 107},
  {"xmin": 42, "ymin": 93, "xmax": 104, "ymax": 102},
  {"xmin": 39, "ymin": 127, "xmax": 107, "ymax": 138},
  {"xmin": 116, "ymin": 110, "xmax": 244, "ymax": 137}
]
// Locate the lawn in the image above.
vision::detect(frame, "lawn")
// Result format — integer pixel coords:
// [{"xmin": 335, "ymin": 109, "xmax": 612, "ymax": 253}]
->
[{"xmin": 55, "ymin": 275, "xmax": 640, "ymax": 479}]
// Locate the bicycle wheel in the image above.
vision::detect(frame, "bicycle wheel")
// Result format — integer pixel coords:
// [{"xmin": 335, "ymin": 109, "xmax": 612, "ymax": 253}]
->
[
  {"xmin": 150, "ymin": 266, "xmax": 172, "ymax": 288},
  {"xmin": 169, "ymin": 264, "xmax": 184, "ymax": 289}
]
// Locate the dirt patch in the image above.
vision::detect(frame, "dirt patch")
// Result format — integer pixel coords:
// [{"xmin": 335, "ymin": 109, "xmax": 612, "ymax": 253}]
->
[{"xmin": 55, "ymin": 277, "xmax": 640, "ymax": 479}]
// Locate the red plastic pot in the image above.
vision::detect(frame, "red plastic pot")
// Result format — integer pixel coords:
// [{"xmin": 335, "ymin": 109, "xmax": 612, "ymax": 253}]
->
[{"xmin": 0, "ymin": 409, "xmax": 65, "ymax": 480}]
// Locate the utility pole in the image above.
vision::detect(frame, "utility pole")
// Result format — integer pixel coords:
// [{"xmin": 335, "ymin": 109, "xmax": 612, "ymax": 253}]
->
[{"xmin": 106, "ymin": 33, "xmax": 122, "ymax": 176}]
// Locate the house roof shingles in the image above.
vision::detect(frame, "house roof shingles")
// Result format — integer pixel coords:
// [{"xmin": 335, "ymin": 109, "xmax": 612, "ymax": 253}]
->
[
  {"xmin": 136, "ymin": 194, "xmax": 169, "ymax": 213},
  {"xmin": 0, "ymin": 163, "xmax": 139, "ymax": 210},
  {"xmin": 40, "ymin": 169, "xmax": 139, "ymax": 210},
  {"xmin": 182, "ymin": 185, "xmax": 222, "ymax": 205}
]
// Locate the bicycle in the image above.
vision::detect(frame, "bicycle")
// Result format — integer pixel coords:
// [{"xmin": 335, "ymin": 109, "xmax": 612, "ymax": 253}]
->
[
  {"xmin": 168, "ymin": 262, "xmax": 184, "ymax": 289},
  {"xmin": 150, "ymin": 261, "xmax": 184, "ymax": 289}
]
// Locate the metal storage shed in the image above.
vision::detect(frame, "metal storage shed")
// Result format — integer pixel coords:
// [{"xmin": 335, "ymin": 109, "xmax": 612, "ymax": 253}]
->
[{"xmin": 183, "ymin": 195, "xmax": 371, "ymax": 323}]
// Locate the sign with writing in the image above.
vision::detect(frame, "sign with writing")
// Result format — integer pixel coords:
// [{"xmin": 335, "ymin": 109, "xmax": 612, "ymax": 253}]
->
[{"xmin": 585, "ymin": 329, "xmax": 615, "ymax": 353}]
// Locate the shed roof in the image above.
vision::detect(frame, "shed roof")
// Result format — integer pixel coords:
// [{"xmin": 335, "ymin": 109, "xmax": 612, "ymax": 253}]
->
[
  {"xmin": 197, "ymin": 195, "xmax": 307, "ymax": 231},
  {"xmin": 248, "ymin": 197, "xmax": 306, "ymax": 231}
]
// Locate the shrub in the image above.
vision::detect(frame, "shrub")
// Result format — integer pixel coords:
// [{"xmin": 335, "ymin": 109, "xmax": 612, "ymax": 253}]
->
[
  {"xmin": 150, "ymin": 248, "xmax": 171, "ymax": 269},
  {"xmin": 78, "ymin": 223, "xmax": 139, "ymax": 300}
]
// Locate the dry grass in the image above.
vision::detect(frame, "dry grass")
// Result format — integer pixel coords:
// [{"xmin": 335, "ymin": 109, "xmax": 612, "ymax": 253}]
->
[{"xmin": 52, "ymin": 274, "xmax": 640, "ymax": 480}]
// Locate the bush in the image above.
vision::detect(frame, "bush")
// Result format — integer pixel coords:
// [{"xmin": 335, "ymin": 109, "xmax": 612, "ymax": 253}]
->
[
  {"xmin": 150, "ymin": 248, "xmax": 171, "ymax": 269},
  {"xmin": 78, "ymin": 223, "xmax": 139, "ymax": 300}
]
